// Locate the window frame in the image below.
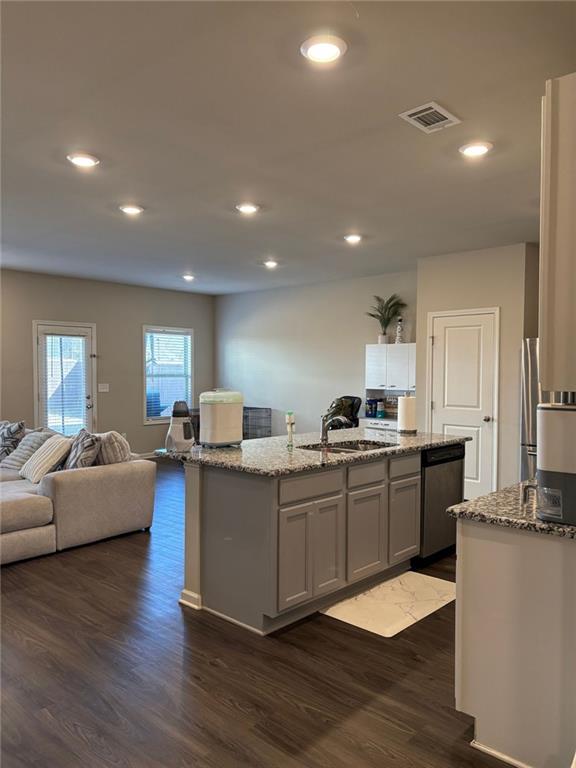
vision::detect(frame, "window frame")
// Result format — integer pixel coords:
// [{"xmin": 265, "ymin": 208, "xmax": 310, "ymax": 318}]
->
[
  {"xmin": 142, "ymin": 325, "xmax": 194, "ymax": 426},
  {"xmin": 32, "ymin": 320, "xmax": 98, "ymax": 432}
]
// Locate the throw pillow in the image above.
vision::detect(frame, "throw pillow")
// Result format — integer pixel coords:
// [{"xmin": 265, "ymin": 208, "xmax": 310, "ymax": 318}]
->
[
  {"xmin": 0, "ymin": 421, "xmax": 25, "ymax": 461},
  {"xmin": 95, "ymin": 431, "xmax": 131, "ymax": 465},
  {"xmin": 19, "ymin": 435, "xmax": 72, "ymax": 483},
  {"xmin": 64, "ymin": 429, "xmax": 101, "ymax": 470},
  {"xmin": 0, "ymin": 430, "xmax": 53, "ymax": 470}
]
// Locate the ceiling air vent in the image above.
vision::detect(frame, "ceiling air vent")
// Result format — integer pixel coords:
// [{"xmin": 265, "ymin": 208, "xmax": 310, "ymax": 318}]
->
[{"xmin": 399, "ymin": 101, "xmax": 461, "ymax": 134}]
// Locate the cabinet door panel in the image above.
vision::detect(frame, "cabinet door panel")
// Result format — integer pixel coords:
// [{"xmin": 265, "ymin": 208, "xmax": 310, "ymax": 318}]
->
[
  {"xmin": 278, "ymin": 502, "xmax": 313, "ymax": 611},
  {"xmin": 389, "ymin": 476, "xmax": 421, "ymax": 565},
  {"xmin": 312, "ymin": 495, "xmax": 346, "ymax": 597},
  {"xmin": 365, "ymin": 345, "xmax": 387, "ymax": 389},
  {"xmin": 408, "ymin": 344, "xmax": 416, "ymax": 391},
  {"xmin": 347, "ymin": 485, "xmax": 388, "ymax": 582},
  {"xmin": 386, "ymin": 345, "xmax": 410, "ymax": 390}
]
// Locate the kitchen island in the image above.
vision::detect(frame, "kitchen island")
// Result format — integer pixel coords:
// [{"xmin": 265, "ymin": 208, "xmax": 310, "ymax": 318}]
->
[
  {"xmin": 449, "ymin": 485, "xmax": 576, "ymax": 768},
  {"xmin": 175, "ymin": 427, "xmax": 467, "ymax": 635}
]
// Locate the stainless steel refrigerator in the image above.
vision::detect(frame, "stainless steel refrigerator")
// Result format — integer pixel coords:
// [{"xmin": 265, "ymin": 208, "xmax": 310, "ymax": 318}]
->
[{"xmin": 520, "ymin": 339, "xmax": 549, "ymax": 481}]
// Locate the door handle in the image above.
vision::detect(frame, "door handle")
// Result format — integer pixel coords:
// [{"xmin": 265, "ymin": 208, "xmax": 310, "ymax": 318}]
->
[
  {"xmin": 483, "ymin": 416, "xmax": 492, "ymax": 422},
  {"xmin": 86, "ymin": 404, "xmax": 94, "ymax": 410}
]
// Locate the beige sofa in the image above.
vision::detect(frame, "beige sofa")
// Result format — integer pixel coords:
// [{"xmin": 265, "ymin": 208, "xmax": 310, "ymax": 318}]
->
[{"xmin": 0, "ymin": 460, "xmax": 156, "ymax": 565}]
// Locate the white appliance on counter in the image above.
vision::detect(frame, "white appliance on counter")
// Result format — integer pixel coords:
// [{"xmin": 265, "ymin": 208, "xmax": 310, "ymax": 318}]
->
[
  {"xmin": 165, "ymin": 400, "xmax": 195, "ymax": 452},
  {"xmin": 537, "ymin": 402, "xmax": 576, "ymax": 524},
  {"xmin": 199, "ymin": 390, "xmax": 244, "ymax": 447}
]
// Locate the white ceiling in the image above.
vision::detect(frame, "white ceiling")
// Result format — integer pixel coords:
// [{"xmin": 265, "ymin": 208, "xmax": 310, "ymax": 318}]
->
[{"xmin": 2, "ymin": 2, "xmax": 575, "ymax": 294}]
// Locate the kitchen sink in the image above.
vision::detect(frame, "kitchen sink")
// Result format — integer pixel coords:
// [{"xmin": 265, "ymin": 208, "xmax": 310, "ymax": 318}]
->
[{"xmin": 299, "ymin": 439, "xmax": 397, "ymax": 454}]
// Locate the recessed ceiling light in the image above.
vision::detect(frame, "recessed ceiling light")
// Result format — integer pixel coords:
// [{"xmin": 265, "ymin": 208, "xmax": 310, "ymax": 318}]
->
[
  {"xmin": 235, "ymin": 202, "xmax": 260, "ymax": 215},
  {"xmin": 459, "ymin": 142, "xmax": 493, "ymax": 158},
  {"xmin": 119, "ymin": 204, "xmax": 144, "ymax": 216},
  {"xmin": 344, "ymin": 234, "xmax": 362, "ymax": 245},
  {"xmin": 66, "ymin": 152, "xmax": 100, "ymax": 169},
  {"xmin": 182, "ymin": 274, "xmax": 195, "ymax": 282},
  {"xmin": 300, "ymin": 35, "xmax": 347, "ymax": 63},
  {"xmin": 263, "ymin": 259, "xmax": 278, "ymax": 269}
]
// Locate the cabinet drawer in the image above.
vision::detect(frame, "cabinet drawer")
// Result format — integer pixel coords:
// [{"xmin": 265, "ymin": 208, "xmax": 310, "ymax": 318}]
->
[
  {"xmin": 279, "ymin": 469, "xmax": 343, "ymax": 506},
  {"xmin": 389, "ymin": 453, "xmax": 421, "ymax": 479},
  {"xmin": 362, "ymin": 419, "xmax": 398, "ymax": 431},
  {"xmin": 348, "ymin": 460, "xmax": 387, "ymax": 489}
]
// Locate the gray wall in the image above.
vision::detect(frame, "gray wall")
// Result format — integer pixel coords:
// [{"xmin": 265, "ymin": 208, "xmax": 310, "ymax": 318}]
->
[
  {"xmin": 0, "ymin": 269, "xmax": 215, "ymax": 454},
  {"xmin": 416, "ymin": 243, "xmax": 539, "ymax": 488},
  {"xmin": 216, "ymin": 272, "xmax": 417, "ymax": 434}
]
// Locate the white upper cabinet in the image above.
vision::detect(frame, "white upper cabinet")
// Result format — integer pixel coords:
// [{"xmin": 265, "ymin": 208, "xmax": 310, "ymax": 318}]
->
[
  {"xmin": 365, "ymin": 343, "xmax": 415, "ymax": 390},
  {"xmin": 385, "ymin": 346, "xmax": 410, "ymax": 391},
  {"xmin": 539, "ymin": 71, "xmax": 576, "ymax": 391},
  {"xmin": 365, "ymin": 345, "xmax": 387, "ymax": 389}
]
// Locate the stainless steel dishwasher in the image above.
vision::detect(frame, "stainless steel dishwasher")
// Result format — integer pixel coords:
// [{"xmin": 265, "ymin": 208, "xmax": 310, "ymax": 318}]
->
[{"xmin": 420, "ymin": 443, "xmax": 465, "ymax": 558}]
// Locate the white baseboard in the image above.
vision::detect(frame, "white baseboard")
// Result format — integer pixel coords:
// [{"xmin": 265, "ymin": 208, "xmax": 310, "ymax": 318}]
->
[
  {"xmin": 179, "ymin": 589, "xmax": 202, "ymax": 609},
  {"xmin": 471, "ymin": 740, "xmax": 534, "ymax": 768}
]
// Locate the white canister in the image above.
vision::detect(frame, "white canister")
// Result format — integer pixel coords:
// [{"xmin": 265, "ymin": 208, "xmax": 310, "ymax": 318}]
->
[{"xmin": 199, "ymin": 390, "xmax": 244, "ymax": 447}]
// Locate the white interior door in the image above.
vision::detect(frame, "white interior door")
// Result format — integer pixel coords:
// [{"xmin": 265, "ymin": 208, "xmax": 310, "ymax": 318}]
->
[
  {"xmin": 35, "ymin": 323, "xmax": 96, "ymax": 435},
  {"xmin": 429, "ymin": 310, "xmax": 498, "ymax": 499}
]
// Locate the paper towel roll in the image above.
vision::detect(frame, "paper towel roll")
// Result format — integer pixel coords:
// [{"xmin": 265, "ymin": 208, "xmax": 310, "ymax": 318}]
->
[{"xmin": 398, "ymin": 396, "xmax": 417, "ymax": 433}]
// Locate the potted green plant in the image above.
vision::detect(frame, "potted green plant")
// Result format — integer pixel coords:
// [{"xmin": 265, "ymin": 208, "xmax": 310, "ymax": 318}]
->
[{"xmin": 366, "ymin": 294, "xmax": 407, "ymax": 343}]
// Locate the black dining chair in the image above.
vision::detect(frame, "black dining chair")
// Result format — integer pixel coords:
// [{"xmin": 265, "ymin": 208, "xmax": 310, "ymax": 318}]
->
[{"xmin": 323, "ymin": 396, "xmax": 362, "ymax": 429}]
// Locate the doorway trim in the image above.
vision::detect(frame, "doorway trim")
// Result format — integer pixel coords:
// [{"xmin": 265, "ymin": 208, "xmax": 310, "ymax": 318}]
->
[
  {"xmin": 425, "ymin": 307, "xmax": 500, "ymax": 493},
  {"xmin": 32, "ymin": 320, "xmax": 98, "ymax": 431}
]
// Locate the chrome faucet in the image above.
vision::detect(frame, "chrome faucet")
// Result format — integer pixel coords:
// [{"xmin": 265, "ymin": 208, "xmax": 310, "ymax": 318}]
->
[{"xmin": 321, "ymin": 414, "xmax": 352, "ymax": 449}]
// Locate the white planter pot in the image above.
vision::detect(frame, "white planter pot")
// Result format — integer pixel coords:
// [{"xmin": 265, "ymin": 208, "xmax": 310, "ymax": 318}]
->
[{"xmin": 378, "ymin": 334, "xmax": 390, "ymax": 344}]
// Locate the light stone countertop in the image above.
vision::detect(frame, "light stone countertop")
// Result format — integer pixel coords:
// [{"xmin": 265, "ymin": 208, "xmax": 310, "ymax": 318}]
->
[
  {"xmin": 448, "ymin": 483, "xmax": 576, "ymax": 539},
  {"xmin": 167, "ymin": 427, "xmax": 469, "ymax": 477}
]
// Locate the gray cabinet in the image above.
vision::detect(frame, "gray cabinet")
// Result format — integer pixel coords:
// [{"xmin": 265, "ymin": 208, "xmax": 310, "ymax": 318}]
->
[
  {"xmin": 278, "ymin": 501, "xmax": 314, "ymax": 611},
  {"xmin": 389, "ymin": 475, "xmax": 421, "ymax": 565},
  {"xmin": 347, "ymin": 484, "xmax": 388, "ymax": 582},
  {"xmin": 278, "ymin": 494, "xmax": 345, "ymax": 611},
  {"xmin": 313, "ymin": 495, "xmax": 346, "ymax": 596}
]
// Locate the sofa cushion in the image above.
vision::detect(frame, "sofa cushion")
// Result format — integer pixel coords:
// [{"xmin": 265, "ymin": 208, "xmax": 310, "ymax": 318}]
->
[
  {"xmin": 95, "ymin": 431, "xmax": 131, "ymax": 465},
  {"xmin": 1, "ymin": 525, "xmax": 56, "ymax": 565},
  {"xmin": 0, "ymin": 421, "xmax": 25, "ymax": 462},
  {"xmin": 2, "ymin": 479, "xmax": 39, "ymax": 495},
  {"xmin": 0, "ymin": 468, "xmax": 23, "ymax": 482},
  {"xmin": 0, "ymin": 491, "xmax": 53, "ymax": 534},
  {"xmin": 64, "ymin": 429, "xmax": 101, "ymax": 470},
  {"xmin": 20, "ymin": 435, "xmax": 72, "ymax": 484},
  {"xmin": 0, "ymin": 431, "xmax": 53, "ymax": 470}
]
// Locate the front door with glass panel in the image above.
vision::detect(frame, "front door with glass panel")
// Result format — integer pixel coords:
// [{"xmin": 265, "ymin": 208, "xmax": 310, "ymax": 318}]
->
[{"xmin": 36, "ymin": 323, "xmax": 95, "ymax": 436}]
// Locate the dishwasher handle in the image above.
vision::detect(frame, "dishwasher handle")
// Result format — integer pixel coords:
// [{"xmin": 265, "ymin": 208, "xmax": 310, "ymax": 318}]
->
[{"xmin": 422, "ymin": 444, "xmax": 465, "ymax": 466}]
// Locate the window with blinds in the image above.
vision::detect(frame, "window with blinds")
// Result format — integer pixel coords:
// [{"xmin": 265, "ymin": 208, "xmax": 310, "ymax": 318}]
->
[{"xmin": 144, "ymin": 327, "xmax": 193, "ymax": 422}]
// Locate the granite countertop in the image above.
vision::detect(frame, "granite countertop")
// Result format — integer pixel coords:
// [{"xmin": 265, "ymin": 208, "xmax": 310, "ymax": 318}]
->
[
  {"xmin": 448, "ymin": 483, "xmax": 576, "ymax": 539},
  {"xmin": 166, "ymin": 427, "xmax": 469, "ymax": 477}
]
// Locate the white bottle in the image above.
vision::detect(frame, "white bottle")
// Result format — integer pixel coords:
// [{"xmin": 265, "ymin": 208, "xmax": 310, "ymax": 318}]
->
[{"xmin": 286, "ymin": 411, "xmax": 295, "ymax": 451}]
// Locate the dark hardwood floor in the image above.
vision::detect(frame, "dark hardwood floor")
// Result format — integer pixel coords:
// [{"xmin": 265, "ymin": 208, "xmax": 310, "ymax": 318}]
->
[{"xmin": 1, "ymin": 461, "xmax": 503, "ymax": 768}]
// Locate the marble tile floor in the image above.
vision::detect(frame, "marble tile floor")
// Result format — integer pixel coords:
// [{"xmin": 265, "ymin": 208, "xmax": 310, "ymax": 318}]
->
[{"xmin": 322, "ymin": 571, "xmax": 456, "ymax": 638}]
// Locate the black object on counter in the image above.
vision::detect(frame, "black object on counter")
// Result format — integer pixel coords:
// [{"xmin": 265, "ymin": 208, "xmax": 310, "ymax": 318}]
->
[{"xmin": 324, "ymin": 396, "xmax": 362, "ymax": 429}]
